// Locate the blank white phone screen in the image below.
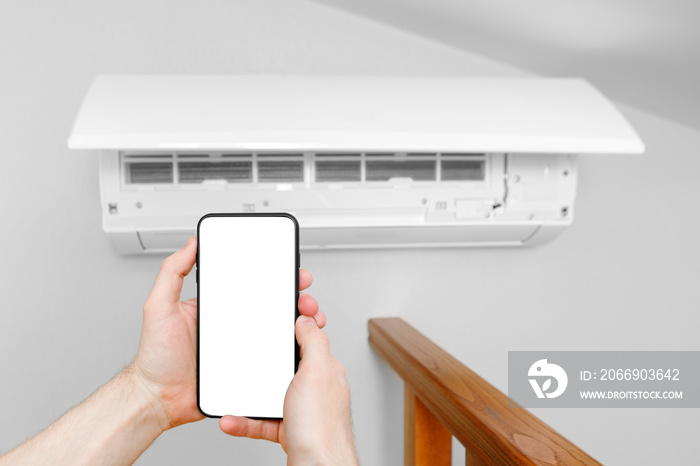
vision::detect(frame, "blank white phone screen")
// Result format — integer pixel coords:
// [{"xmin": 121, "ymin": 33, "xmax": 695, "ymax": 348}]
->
[{"xmin": 198, "ymin": 215, "xmax": 297, "ymax": 418}]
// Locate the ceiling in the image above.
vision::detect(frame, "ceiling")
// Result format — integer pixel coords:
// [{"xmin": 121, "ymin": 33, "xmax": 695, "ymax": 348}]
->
[{"xmin": 315, "ymin": 0, "xmax": 700, "ymax": 131}]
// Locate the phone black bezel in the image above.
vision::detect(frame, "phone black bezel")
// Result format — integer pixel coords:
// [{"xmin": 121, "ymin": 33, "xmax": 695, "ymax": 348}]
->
[{"xmin": 196, "ymin": 212, "xmax": 301, "ymax": 420}]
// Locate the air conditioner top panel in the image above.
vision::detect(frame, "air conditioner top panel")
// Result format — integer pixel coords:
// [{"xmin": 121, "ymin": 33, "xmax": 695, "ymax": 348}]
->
[{"xmin": 67, "ymin": 75, "xmax": 644, "ymax": 154}]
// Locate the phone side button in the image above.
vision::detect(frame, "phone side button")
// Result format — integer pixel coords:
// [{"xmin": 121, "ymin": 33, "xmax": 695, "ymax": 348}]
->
[{"xmin": 196, "ymin": 267, "xmax": 199, "ymax": 283}]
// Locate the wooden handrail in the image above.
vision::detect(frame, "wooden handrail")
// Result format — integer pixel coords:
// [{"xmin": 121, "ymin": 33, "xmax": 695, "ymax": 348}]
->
[{"xmin": 368, "ymin": 318, "xmax": 602, "ymax": 466}]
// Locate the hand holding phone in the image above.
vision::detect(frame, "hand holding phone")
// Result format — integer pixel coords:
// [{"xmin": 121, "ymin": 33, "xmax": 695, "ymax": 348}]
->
[{"xmin": 219, "ymin": 315, "xmax": 359, "ymax": 465}]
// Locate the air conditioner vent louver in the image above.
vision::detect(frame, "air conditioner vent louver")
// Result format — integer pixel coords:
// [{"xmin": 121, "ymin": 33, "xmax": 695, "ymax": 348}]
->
[
  {"xmin": 365, "ymin": 160, "xmax": 435, "ymax": 181},
  {"xmin": 315, "ymin": 160, "xmax": 361, "ymax": 182},
  {"xmin": 258, "ymin": 161, "xmax": 304, "ymax": 182},
  {"xmin": 126, "ymin": 162, "xmax": 173, "ymax": 184},
  {"xmin": 316, "ymin": 153, "xmax": 362, "ymax": 158},
  {"xmin": 121, "ymin": 152, "xmax": 487, "ymax": 185},
  {"xmin": 125, "ymin": 154, "xmax": 172, "ymax": 158},
  {"xmin": 441, "ymin": 160, "xmax": 484, "ymax": 181},
  {"xmin": 257, "ymin": 153, "xmax": 304, "ymax": 158},
  {"xmin": 179, "ymin": 161, "xmax": 252, "ymax": 183}
]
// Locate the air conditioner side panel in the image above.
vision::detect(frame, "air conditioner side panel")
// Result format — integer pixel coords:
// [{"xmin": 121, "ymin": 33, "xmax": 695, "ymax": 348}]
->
[{"xmin": 522, "ymin": 224, "xmax": 569, "ymax": 247}]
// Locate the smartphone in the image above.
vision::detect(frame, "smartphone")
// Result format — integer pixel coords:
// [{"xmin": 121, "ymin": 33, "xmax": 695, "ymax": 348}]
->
[{"xmin": 197, "ymin": 213, "xmax": 299, "ymax": 419}]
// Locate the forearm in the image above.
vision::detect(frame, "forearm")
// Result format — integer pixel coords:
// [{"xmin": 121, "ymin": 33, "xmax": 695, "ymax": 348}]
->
[{"xmin": 1, "ymin": 365, "xmax": 167, "ymax": 466}]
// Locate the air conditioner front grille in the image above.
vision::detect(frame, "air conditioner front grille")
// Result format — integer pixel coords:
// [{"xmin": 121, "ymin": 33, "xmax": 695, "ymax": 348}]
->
[
  {"xmin": 258, "ymin": 161, "xmax": 304, "ymax": 182},
  {"xmin": 315, "ymin": 160, "xmax": 362, "ymax": 182},
  {"xmin": 365, "ymin": 160, "xmax": 435, "ymax": 181},
  {"xmin": 256, "ymin": 153, "xmax": 304, "ymax": 158},
  {"xmin": 316, "ymin": 153, "xmax": 362, "ymax": 158},
  {"xmin": 126, "ymin": 162, "xmax": 173, "ymax": 184},
  {"xmin": 179, "ymin": 161, "xmax": 252, "ymax": 183},
  {"xmin": 121, "ymin": 152, "xmax": 487, "ymax": 186},
  {"xmin": 440, "ymin": 160, "xmax": 484, "ymax": 181}
]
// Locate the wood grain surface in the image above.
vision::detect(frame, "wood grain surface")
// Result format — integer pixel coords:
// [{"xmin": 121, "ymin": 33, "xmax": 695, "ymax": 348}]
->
[{"xmin": 405, "ymin": 384, "xmax": 452, "ymax": 466}]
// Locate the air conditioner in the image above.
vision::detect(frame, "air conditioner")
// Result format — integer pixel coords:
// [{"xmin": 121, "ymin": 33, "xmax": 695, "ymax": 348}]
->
[{"xmin": 68, "ymin": 76, "xmax": 644, "ymax": 254}]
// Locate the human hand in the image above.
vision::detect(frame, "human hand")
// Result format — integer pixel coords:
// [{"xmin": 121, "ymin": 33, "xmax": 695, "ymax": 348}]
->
[
  {"xmin": 129, "ymin": 236, "xmax": 325, "ymax": 431},
  {"xmin": 219, "ymin": 313, "xmax": 358, "ymax": 464}
]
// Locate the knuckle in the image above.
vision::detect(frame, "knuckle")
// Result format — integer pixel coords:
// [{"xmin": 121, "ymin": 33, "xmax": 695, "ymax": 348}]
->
[
  {"xmin": 314, "ymin": 332, "xmax": 330, "ymax": 351},
  {"xmin": 143, "ymin": 295, "xmax": 156, "ymax": 313},
  {"xmin": 333, "ymin": 357, "xmax": 348, "ymax": 379},
  {"xmin": 160, "ymin": 254, "xmax": 176, "ymax": 272}
]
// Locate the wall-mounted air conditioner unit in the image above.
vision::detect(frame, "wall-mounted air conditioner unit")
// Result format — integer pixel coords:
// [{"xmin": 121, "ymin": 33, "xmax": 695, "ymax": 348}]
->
[{"xmin": 68, "ymin": 76, "xmax": 644, "ymax": 254}]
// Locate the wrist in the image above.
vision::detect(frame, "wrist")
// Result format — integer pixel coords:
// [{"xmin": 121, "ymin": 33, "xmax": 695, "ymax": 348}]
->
[
  {"xmin": 309, "ymin": 450, "xmax": 359, "ymax": 466},
  {"xmin": 298, "ymin": 439, "xmax": 359, "ymax": 466},
  {"xmin": 328, "ymin": 442, "xmax": 360, "ymax": 466},
  {"xmin": 123, "ymin": 364, "xmax": 172, "ymax": 433}
]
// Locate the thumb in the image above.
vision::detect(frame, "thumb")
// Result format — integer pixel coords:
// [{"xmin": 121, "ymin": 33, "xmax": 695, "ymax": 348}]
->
[
  {"xmin": 296, "ymin": 315, "xmax": 330, "ymax": 364},
  {"xmin": 146, "ymin": 236, "xmax": 197, "ymax": 307}
]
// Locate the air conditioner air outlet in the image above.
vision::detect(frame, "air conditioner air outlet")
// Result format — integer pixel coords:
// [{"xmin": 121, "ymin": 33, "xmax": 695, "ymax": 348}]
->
[{"xmin": 121, "ymin": 151, "xmax": 488, "ymax": 186}]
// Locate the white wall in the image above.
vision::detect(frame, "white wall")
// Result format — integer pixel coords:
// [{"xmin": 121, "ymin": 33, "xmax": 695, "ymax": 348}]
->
[
  {"xmin": 1, "ymin": 1, "xmax": 698, "ymax": 465},
  {"xmin": 314, "ymin": 0, "xmax": 700, "ymax": 131}
]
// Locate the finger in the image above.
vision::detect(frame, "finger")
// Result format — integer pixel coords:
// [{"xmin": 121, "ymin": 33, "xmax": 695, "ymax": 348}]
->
[
  {"xmin": 297, "ymin": 293, "xmax": 318, "ymax": 316},
  {"xmin": 313, "ymin": 310, "xmax": 327, "ymax": 329},
  {"xmin": 299, "ymin": 269, "xmax": 312, "ymax": 291},
  {"xmin": 296, "ymin": 315, "xmax": 330, "ymax": 363},
  {"xmin": 298, "ymin": 294, "xmax": 325, "ymax": 329},
  {"xmin": 146, "ymin": 236, "xmax": 197, "ymax": 307},
  {"xmin": 219, "ymin": 415, "xmax": 281, "ymax": 444}
]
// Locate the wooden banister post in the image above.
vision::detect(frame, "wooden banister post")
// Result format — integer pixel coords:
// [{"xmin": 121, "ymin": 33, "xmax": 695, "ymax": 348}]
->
[{"xmin": 404, "ymin": 384, "xmax": 451, "ymax": 466}]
